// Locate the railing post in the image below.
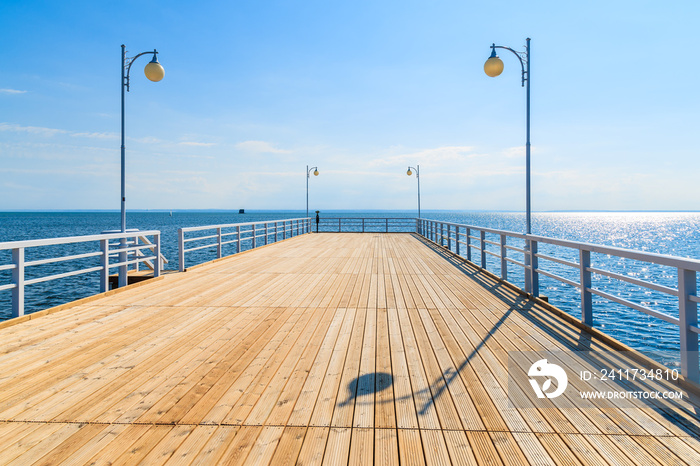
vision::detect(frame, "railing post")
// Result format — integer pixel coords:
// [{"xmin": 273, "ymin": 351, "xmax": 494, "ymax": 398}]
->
[
  {"xmin": 12, "ymin": 247, "xmax": 25, "ymax": 318},
  {"xmin": 283, "ymin": 221, "xmax": 287, "ymax": 240},
  {"xmin": 447, "ymin": 225, "xmax": 452, "ymax": 251},
  {"xmin": 178, "ymin": 228, "xmax": 185, "ymax": 272},
  {"xmin": 133, "ymin": 235, "xmax": 139, "ymax": 272},
  {"xmin": 362, "ymin": 218, "xmax": 365, "ymax": 233},
  {"xmin": 265, "ymin": 223, "xmax": 269, "ymax": 245},
  {"xmin": 440, "ymin": 223, "xmax": 444, "ymax": 246},
  {"xmin": 500, "ymin": 234, "xmax": 507, "ymax": 281},
  {"xmin": 579, "ymin": 249, "xmax": 593, "ymax": 326},
  {"xmin": 154, "ymin": 233, "xmax": 161, "ymax": 278},
  {"xmin": 524, "ymin": 239, "xmax": 531, "ymax": 294},
  {"xmin": 119, "ymin": 237, "xmax": 127, "ymax": 287},
  {"xmin": 386, "ymin": 218, "xmax": 389, "ymax": 233},
  {"xmin": 237, "ymin": 225, "xmax": 241, "ymax": 253},
  {"xmin": 466, "ymin": 228, "xmax": 471, "ymax": 262},
  {"xmin": 456, "ymin": 226, "xmax": 460, "ymax": 256},
  {"xmin": 217, "ymin": 227, "xmax": 223, "ymax": 259},
  {"xmin": 530, "ymin": 239, "xmax": 539, "ymax": 297},
  {"xmin": 100, "ymin": 239, "xmax": 109, "ymax": 292},
  {"xmin": 480, "ymin": 230, "xmax": 486, "ymax": 268},
  {"xmin": 679, "ymin": 268, "xmax": 699, "ymax": 382},
  {"xmin": 252, "ymin": 224, "xmax": 256, "ymax": 249}
]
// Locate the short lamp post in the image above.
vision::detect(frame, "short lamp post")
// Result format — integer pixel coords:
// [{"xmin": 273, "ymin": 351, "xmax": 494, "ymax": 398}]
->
[
  {"xmin": 119, "ymin": 44, "xmax": 164, "ymax": 287},
  {"xmin": 306, "ymin": 165, "xmax": 319, "ymax": 218},
  {"xmin": 406, "ymin": 165, "xmax": 421, "ymax": 220}
]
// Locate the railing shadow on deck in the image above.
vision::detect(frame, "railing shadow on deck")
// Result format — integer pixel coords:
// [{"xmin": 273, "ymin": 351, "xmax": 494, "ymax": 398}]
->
[
  {"xmin": 337, "ymin": 233, "xmax": 700, "ymax": 435},
  {"xmin": 411, "ymin": 233, "xmax": 700, "ymax": 428}
]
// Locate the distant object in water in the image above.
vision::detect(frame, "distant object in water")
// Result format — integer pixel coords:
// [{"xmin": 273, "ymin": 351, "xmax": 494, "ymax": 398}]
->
[
  {"xmin": 239, "ymin": 209, "xmax": 245, "ymax": 214},
  {"xmin": 169, "ymin": 210, "xmax": 173, "ymax": 217}
]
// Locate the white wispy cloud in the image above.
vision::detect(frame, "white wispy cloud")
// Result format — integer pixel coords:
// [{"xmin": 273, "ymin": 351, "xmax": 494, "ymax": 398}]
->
[
  {"xmin": 179, "ymin": 141, "xmax": 216, "ymax": 147},
  {"xmin": 235, "ymin": 140, "xmax": 292, "ymax": 154},
  {"xmin": 368, "ymin": 145, "xmax": 480, "ymax": 167},
  {"xmin": 71, "ymin": 131, "xmax": 119, "ymax": 139},
  {"xmin": 0, "ymin": 122, "xmax": 120, "ymax": 140},
  {"xmin": 0, "ymin": 122, "xmax": 68, "ymax": 136},
  {"xmin": 132, "ymin": 136, "xmax": 166, "ymax": 144},
  {"xmin": 0, "ymin": 89, "xmax": 27, "ymax": 94}
]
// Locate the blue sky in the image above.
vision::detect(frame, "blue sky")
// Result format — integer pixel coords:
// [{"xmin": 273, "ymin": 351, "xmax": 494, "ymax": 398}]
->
[{"xmin": 1, "ymin": 0, "xmax": 699, "ymax": 212}]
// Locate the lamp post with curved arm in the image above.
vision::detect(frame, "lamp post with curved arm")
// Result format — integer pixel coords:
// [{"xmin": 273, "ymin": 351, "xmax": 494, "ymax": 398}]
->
[
  {"xmin": 484, "ymin": 38, "xmax": 536, "ymax": 295},
  {"xmin": 406, "ymin": 165, "xmax": 421, "ymax": 220},
  {"xmin": 484, "ymin": 38, "xmax": 531, "ymax": 234},
  {"xmin": 119, "ymin": 44, "xmax": 164, "ymax": 286},
  {"xmin": 306, "ymin": 165, "xmax": 319, "ymax": 218}
]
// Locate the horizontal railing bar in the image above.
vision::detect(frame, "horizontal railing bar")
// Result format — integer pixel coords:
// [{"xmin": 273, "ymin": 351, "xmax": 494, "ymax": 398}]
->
[
  {"xmin": 483, "ymin": 239, "xmax": 501, "ymax": 247},
  {"xmin": 505, "ymin": 257, "xmax": 526, "ymax": 268},
  {"xmin": 420, "ymin": 218, "xmax": 700, "ymax": 272},
  {"xmin": 588, "ymin": 287, "xmax": 680, "ymax": 326},
  {"xmin": 221, "ymin": 239, "xmax": 240, "ymax": 246},
  {"xmin": 535, "ymin": 268, "xmax": 581, "ymax": 289},
  {"xmin": 0, "ymin": 283, "xmax": 16, "ymax": 292},
  {"xmin": 109, "ymin": 255, "xmax": 158, "ymax": 269},
  {"xmin": 179, "ymin": 218, "xmax": 311, "ymax": 233},
  {"xmin": 25, "ymin": 251, "xmax": 104, "ymax": 267},
  {"xmin": 504, "ymin": 244, "xmax": 526, "ymax": 254},
  {"xmin": 484, "ymin": 250, "xmax": 501, "ymax": 258},
  {"xmin": 25, "ymin": 266, "xmax": 105, "ymax": 286},
  {"xmin": 535, "ymin": 252, "xmax": 579, "ymax": 269},
  {"xmin": 689, "ymin": 295, "xmax": 700, "ymax": 304},
  {"xmin": 0, "ymin": 264, "xmax": 16, "ymax": 272},
  {"xmin": 690, "ymin": 325, "xmax": 700, "ymax": 335},
  {"xmin": 587, "ymin": 266, "xmax": 679, "ymax": 297},
  {"xmin": 528, "ymin": 233, "xmax": 700, "ymax": 272},
  {"xmin": 107, "ymin": 244, "xmax": 157, "ymax": 256},
  {"xmin": 0, "ymin": 230, "xmax": 160, "ymax": 250},
  {"xmin": 183, "ymin": 243, "xmax": 219, "ymax": 253},
  {"xmin": 183, "ymin": 233, "xmax": 219, "ymax": 243}
]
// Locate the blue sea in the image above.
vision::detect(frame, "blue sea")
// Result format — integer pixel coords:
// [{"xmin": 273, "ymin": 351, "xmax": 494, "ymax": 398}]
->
[{"xmin": 2, "ymin": 210, "xmax": 700, "ymax": 370}]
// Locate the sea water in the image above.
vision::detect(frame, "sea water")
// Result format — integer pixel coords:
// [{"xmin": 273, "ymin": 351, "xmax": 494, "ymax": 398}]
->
[{"xmin": 2, "ymin": 210, "xmax": 699, "ymax": 369}]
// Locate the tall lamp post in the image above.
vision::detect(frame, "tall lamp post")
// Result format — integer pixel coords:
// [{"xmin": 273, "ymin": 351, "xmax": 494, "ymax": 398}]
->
[
  {"xmin": 484, "ymin": 38, "xmax": 531, "ymax": 235},
  {"xmin": 119, "ymin": 44, "xmax": 164, "ymax": 286},
  {"xmin": 484, "ymin": 38, "xmax": 535, "ymax": 295},
  {"xmin": 406, "ymin": 165, "xmax": 421, "ymax": 219},
  {"xmin": 306, "ymin": 165, "xmax": 319, "ymax": 218}
]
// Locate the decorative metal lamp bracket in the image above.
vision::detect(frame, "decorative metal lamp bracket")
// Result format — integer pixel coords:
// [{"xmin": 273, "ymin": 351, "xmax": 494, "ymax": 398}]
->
[
  {"xmin": 123, "ymin": 50, "xmax": 158, "ymax": 92},
  {"xmin": 492, "ymin": 44, "xmax": 529, "ymax": 87}
]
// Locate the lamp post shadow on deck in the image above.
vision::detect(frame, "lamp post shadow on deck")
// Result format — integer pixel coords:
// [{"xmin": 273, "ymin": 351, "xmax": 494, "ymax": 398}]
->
[
  {"xmin": 306, "ymin": 165, "xmax": 319, "ymax": 219},
  {"xmin": 119, "ymin": 44, "xmax": 164, "ymax": 287},
  {"xmin": 484, "ymin": 38, "xmax": 536, "ymax": 294}
]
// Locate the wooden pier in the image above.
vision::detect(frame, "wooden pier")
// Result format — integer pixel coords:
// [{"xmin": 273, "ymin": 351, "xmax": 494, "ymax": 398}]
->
[{"xmin": 0, "ymin": 233, "xmax": 698, "ymax": 465}]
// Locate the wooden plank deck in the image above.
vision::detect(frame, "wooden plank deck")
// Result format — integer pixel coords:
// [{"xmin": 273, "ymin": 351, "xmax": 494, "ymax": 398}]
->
[{"xmin": 0, "ymin": 233, "xmax": 699, "ymax": 465}]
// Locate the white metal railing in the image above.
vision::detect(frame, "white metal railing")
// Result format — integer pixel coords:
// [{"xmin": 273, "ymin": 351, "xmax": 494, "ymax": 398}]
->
[
  {"xmin": 316, "ymin": 217, "xmax": 417, "ymax": 233},
  {"xmin": 0, "ymin": 230, "xmax": 162, "ymax": 318},
  {"xmin": 178, "ymin": 218, "xmax": 312, "ymax": 271},
  {"xmin": 418, "ymin": 218, "xmax": 700, "ymax": 383}
]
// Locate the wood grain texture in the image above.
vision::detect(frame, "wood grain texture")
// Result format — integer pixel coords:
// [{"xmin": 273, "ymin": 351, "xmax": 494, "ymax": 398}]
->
[{"xmin": 0, "ymin": 233, "xmax": 698, "ymax": 465}]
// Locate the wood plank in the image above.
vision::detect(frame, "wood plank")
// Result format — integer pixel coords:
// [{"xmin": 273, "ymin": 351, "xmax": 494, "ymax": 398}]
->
[
  {"xmin": 267, "ymin": 426, "xmax": 307, "ymax": 466},
  {"xmin": 0, "ymin": 233, "xmax": 698, "ymax": 465}
]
